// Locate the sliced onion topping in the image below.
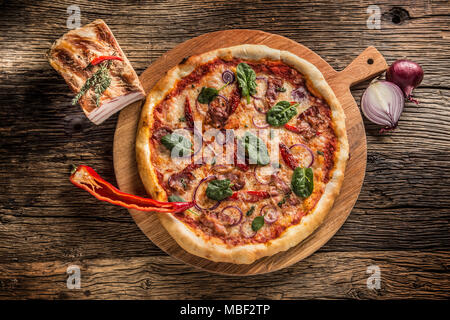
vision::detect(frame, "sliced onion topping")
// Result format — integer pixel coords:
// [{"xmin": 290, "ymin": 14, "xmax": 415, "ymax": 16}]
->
[
  {"xmin": 193, "ymin": 175, "xmax": 220, "ymax": 211},
  {"xmin": 218, "ymin": 206, "xmax": 243, "ymax": 226},
  {"xmin": 289, "ymin": 143, "xmax": 315, "ymax": 167},
  {"xmin": 261, "ymin": 205, "xmax": 279, "ymax": 224},
  {"xmin": 252, "ymin": 115, "xmax": 269, "ymax": 128},
  {"xmin": 222, "ymin": 70, "xmax": 235, "ymax": 84},
  {"xmin": 240, "ymin": 220, "xmax": 257, "ymax": 238}
]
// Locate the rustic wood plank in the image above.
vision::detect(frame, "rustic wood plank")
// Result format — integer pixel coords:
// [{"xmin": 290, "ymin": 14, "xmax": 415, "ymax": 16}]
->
[
  {"xmin": 0, "ymin": 251, "xmax": 448, "ymax": 299},
  {"xmin": 0, "ymin": 0, "xmax": 448, "ymax": 297}
]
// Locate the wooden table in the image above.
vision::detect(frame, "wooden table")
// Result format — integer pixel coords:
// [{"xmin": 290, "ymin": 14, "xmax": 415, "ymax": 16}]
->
[{"xmin": 0, "ymin": 0, "xmax": 448, "ymax": 299}]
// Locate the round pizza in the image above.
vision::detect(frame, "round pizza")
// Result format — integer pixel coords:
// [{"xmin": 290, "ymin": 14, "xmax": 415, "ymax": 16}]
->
[{"xmin": 136, "ymin": 44, "xmax": 348, "ymax": 264}]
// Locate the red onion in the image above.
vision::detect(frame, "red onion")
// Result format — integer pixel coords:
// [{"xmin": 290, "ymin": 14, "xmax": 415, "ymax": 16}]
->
[
  {"xmin": 291, "ymin": 87, "xmax": 307, "ymax": 102},
  {"xmin": 253, "ymin": 100, "xmax": 267, "ymax": 114},
  {"xmin": 222, "ymin": 70, "xmax": 235, "ymax": 84},
  {"xmin": 289, "ymin": 143, "xmax": 314, "ymax": 167},
  {"xmin": 240, "ymin": 220, "xmax": 256, "ymax": 238},
  {"xmin": 386, "ymin": 59, "xmax": 423, "ymax": 104},
  {"xmin": 252, "ymin": 116, "xmax": 269, "ymax": 128},
  {"xmin": 261, "ymin": 205, "xmax": 279, "ymax": 224},
  {"xmin": 218, "ymin": 206, "xmax": 243, "ymax": 226},
  {"xmin": 253, "ymin": 165, "xmax": 273, "ymax": 185},
  {"xmin": 361, "ymin": 80, "xmax": 404, "ymax": 132},
  {"xmin": 193, "ymin": 175, "xmax": 220, "ymax": 211}
]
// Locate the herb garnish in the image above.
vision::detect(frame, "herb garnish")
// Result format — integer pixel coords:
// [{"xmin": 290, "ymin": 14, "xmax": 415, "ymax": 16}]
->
[
  {"xmin": 197, "ymin": 82, "xmax": 229, "ymax": 104},
  {"xmin": 246, "ymin": 206, "xmax": 255, "ymax": 216},
  {"xmin": 236, "ymin": 63, "xmax": 257, "ymax": 104},
  {"xmin": 317, "ymin": 150, "xmax": 324, "ymax": 156},
  {"xmin": 206, "ymin": 179, "xmax": 233, "ymax": 201},
  {"xmin": 251, "ymin": 216, "xmax": 265, "ymax": 232},
  {"xmin": 161, "ymin": 133, "xmax": 193, "ymax": 157},
  {"xmin": 266, "ymin": 101, "xmax": 299, "ymax": 127},
  {"xmin": 291, "ymin": 167, "xmax": 314, "ymax": 198},
  {"xmin": 168, "ymin": 195, "xmax": 185, "ymax": 202},
  {"xmin": 72, "ymin": 61, "xmax": 112, "ymax": 107},
  {"xmin": 241, "ymin": 132, "xmax": 270, "ymax": 165},
  {"xmin": 276, "ymin": 87, "xmax": 287, "ymax": 92}
]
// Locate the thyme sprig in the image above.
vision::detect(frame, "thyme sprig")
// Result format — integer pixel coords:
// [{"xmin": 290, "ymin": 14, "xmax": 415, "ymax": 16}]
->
[{"xmin": 72, "ymin": 61, "xmax": 112, "ymax": 107}]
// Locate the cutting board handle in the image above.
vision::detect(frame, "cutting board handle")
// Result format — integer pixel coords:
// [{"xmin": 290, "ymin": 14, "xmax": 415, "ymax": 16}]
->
[{"xmin": 329, "ymin": 46, "xmax": 388, "ymax": 89}]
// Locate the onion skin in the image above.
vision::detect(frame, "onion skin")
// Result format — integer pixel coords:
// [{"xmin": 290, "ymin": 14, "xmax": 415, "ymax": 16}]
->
[
  {"xmin": 361, "ymin": 80, "xmax": 404, "ymax": 133},
  {"xmin": 386, "ymin": 59, "xmax": 423, "ymax": 104},
  {"xmin": 218, "ymin": 206, "xmax": 243, "ymax": 226},
  {"xmin": 289, "ymin": 143, "xmax": 315, "ymax": 167},
  {"xmin": 193, "ymin": 175, "xmax": 220, "ymax": 211}
]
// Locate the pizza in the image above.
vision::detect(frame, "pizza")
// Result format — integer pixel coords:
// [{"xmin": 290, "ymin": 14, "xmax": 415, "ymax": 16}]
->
[{"xmin": 136, "ymin": 45, "xmax": 348, "ymax": 264}]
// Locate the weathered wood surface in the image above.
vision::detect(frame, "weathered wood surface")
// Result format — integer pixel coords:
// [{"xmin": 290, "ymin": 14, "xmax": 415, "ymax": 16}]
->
[{"xmin": 0, "ymin": 0, "xmax": 449, "ymax": 299}]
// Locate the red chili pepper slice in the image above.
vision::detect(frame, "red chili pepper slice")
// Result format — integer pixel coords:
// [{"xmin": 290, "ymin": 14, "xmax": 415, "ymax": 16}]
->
[
  {"xmin": 90, "ymin": 55, "xmax": 124, "ymax": 66},
  {"xmin": 284, "ymin": 124, "xmax": 302, "ymax": 134},
  {"xmin": 279, "ymin": 142, "xmax": 298, "ymax": 170},
  {"xmin": 229, "ymin": 191, "xmax": 271, "ymax": 202},
  {"xmin": 70, "ymin": 165, "xmax": 194, "ymax": 213},
  {"xmin": 184, "ymin": 96, "xmax": 194, "ymax": 128}
]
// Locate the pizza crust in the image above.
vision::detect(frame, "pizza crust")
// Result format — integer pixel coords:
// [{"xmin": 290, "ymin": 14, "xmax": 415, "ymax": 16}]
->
[{"xmin": 136, "ymin": 44, "xmax": 349, "ymax": 264}]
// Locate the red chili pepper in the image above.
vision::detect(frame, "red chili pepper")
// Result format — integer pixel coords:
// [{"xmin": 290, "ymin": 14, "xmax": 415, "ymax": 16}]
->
[
  {"xmin": 284, "ymin": 124, "xmax": 302, "ymax": 134},
  {"xmin": 279, "ymin": 142, "xmax": 298, "ymax": 170},
  {"xmin": 70, "ymin": 165, "xmax": 194, "ymax": 213},
  {"xmin": 234, "ymin": 137, "xmax": 249, "ymax": 171},
  {"xmin": 229, "ymin": 190, "xmax": 271, "ymax": 202},
  {"xmin": 90, "ymin": 55, "xmax": 123, "ymax": 66},
  {"xmin": 184, "ymin": 96, "xmax": 194, "ymax": 128}
]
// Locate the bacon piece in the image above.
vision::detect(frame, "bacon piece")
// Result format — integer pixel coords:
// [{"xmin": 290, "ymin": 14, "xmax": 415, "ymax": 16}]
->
[
  {"xmin": 270, "ymin": 174, "xmax": 291, "ymax": 194},
  {"xmin": 220, "ymin": 170, "xmax": 246, "ymax": 191},
  {"xmin": 265, "ymin": 77, "xmax": 283, "ymax": 105},
  {"xmin": 48, "ymin": 19, "xmax": 145, "ymax": 125},
  {"xmin": 167, "ymin": 163, "xmax": 203, "ymax": 192},
  {"xmin": 200, "ymin": 213, "xmax": 227, "ymax": 236}
]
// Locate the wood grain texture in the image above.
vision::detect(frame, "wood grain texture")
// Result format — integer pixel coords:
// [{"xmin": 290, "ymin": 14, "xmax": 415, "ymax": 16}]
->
[
  {"xmin": 113, "ymin": 30, "xmax": 385, "ymax": 275},
  {"xmin": 0, "ymin": 0, "xmax": 449, "ymax": 298}
]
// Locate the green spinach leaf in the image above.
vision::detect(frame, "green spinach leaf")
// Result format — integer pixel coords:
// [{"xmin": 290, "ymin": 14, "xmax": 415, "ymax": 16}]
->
[
  {"xmin": 266, "ymin": 101, "xmax": 299, "ymax": 127},
  {"xmin": 242, "ymin": 132, "xmax": 270, "ymax": 165},
  {"xmin": 245, "ymin": 206, "xmax": 255, "ymax": 216},
  {"xmin": 236, "ymin": 63, "xmax": 257, "ymax": 104},
  {"xmin": 168, "ymin": 195, "xmax": 185, "ymax": 202},
  {"xmin": 206, "ymin": 179, "xmax": 233, "ymax": 201},
  {"xmin": 251, "ymin": 216, "xmax": 265, "ymax": 232},
  {"xmin": 161, "ymin": 133, "xmax": 192, "ymax": 157},
  {"xmin": 197, "ymin": 87, "xmax": 219, "ymax": 104},
  {"xmin": 291, "ymin": 167, "xmax": 314, "ymax": 198}
]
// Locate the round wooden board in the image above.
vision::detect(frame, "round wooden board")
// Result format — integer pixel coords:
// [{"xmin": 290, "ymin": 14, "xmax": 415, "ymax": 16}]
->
[{"xmin": 113, "ymin": 30, "xmax": 387, "ymax": 275}]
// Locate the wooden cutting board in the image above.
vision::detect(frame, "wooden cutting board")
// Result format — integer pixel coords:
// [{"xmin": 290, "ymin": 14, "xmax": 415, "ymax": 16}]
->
[{"xmin": 113, "ymin": 29, "xmax": 387, "ymax": 275}]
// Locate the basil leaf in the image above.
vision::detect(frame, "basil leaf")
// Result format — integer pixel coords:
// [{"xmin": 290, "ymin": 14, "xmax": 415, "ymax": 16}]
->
[
  {"xmin": 198, "ymin": 87, "xmax": 219, "ymax": 104},
  {"xmin": 245, "ymin": 206, "xmax": 255, "ymax": 216},
  {"xmin": 168, "ymin": 195, "xmax": 185, "ymax": 202},
  {"xmin": 161, "ymin": 133, "xmax": 192, "ymax": 157},
  {"xmin": 206, "ymin": 179, "xmax": 233, "ymax": 201},
  {"xmin": 251, "ymin": 216, "xmax": 265, "ymax": 232},
  {"xmin": 291, "ymin": 167, "xmax": 314, "ymax": 198},
  {"xmin": 242, "ymin": 132, "xmax": 270, "ymax": 165},
  {"xmin": 317, "ymin": 150, "xmax": 324, "ymax": 156},
  {"xmin": 236, "ymin": 63, "xmax": 257, "ymax": 104},
  {"xmin": 266, "ymin": 101, "xmax": 299, "ymax": 127}
]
